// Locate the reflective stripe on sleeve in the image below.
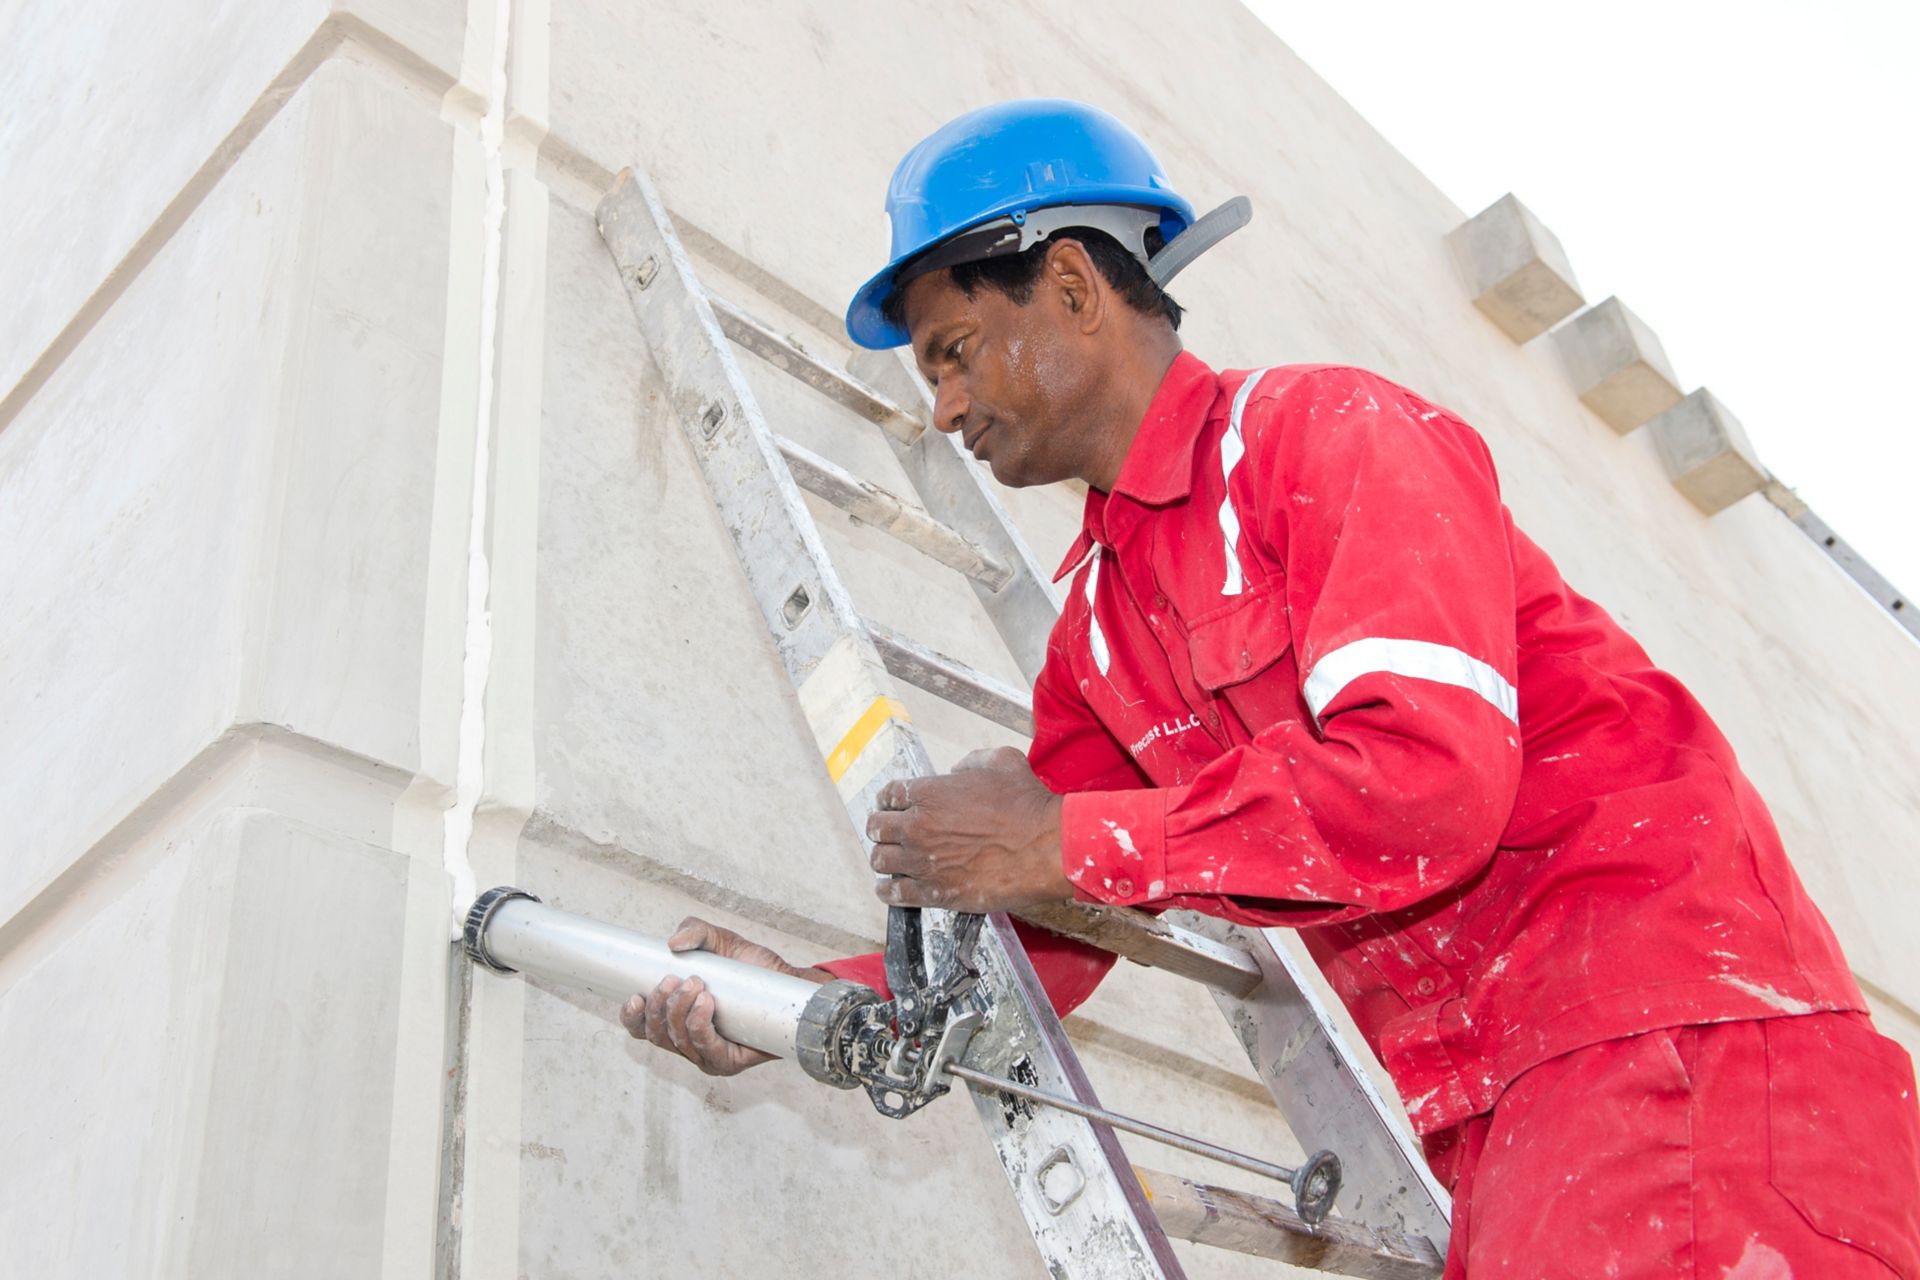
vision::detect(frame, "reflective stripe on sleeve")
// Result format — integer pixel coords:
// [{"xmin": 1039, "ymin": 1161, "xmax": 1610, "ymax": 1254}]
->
[
  {"xmin": 1217, "ymin": 368, "xmax": 1274, "ymax": 597},
  {"xmin": 1085, "ymin": 547, "xmax": 1111, "ymax": 675},
  {"xmin": 1303, "ymin": 637, "xmax": 1519, "ymax": 724}
]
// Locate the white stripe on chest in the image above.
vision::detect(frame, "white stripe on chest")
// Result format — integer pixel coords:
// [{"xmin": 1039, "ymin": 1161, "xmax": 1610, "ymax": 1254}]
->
[{"xmin": 1218, "ymin": 368, "xmax": 1274, "ymax": 597}]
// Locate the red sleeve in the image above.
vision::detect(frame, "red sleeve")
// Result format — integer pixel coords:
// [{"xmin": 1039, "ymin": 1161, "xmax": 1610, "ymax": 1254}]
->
[
  {"xmin": 816, "ymin": 920, "xmax": 1113, "ymax": 1014},
  {"xmin": 815, "ymin": 614, "xmax": 1132, "ymax": 1015},
  {"xmin": 1061, "ymin": 367, "xmax": 1524, "ymax": 925}
]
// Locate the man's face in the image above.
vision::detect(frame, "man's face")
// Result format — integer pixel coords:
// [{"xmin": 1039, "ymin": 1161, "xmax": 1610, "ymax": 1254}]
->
[{"xmin": 900, "ymin": 266, "xmax": 1095, "ymax": 489}]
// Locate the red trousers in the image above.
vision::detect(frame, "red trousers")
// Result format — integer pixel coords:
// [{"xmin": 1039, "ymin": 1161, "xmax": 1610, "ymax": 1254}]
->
[{"xmin": 1424, "ymin": 1012, "xmax": 1920, "ymax": 1278}]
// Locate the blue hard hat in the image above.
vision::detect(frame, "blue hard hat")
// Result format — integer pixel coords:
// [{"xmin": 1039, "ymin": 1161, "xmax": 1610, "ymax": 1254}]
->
[{"xmin": 845, "ymin": 99, "xmax": 1199, "ymax": 350}]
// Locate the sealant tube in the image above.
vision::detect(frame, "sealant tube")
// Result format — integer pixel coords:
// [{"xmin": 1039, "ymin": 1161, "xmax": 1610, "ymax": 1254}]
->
[{"xmin": 463, "ymin": 887, "xmax": 831, "ymax": 1061}]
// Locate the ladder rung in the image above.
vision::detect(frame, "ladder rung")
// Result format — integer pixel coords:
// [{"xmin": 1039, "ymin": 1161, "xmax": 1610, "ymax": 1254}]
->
[
  {"xmin": 711, "ymin": 294, "xmax": 925, "ymax": 445},
  {"xmin": 866, "ymin": 622, "xmax": 1035, "ymax": 737},
  {"xmin": 1136, "ymin": 1167, "xmax": 1443, "ymax": 1279},
  {"xmin": 776, "ymin": 436, "xmax": 1013, "ymax": 590},
  {"xmin": 1016, "ymin": 899, "xmax": 1264, "ymax": 998}
]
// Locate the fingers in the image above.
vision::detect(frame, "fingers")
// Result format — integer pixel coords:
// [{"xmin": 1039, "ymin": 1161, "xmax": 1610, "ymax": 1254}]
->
[
  {"xmin": 681, "ymin": 985, "xmax": 731, "ymax": 1058},
  {"xmin": 623, "ymin": 976, "xmax": 760, "ymax": 1076},
  {"xmin": 643, "ymin": 975, "xmax": 680, "ymax": 1048},
  {"xmin": 866, "ymin": 809, "xmax": 929, "ymax": 879},
  {"xmin": 869, "ymin": 841, "xmax": 930, "ymax": 877},
  {"xmin": 667, "ymin": 915, "xmax": 728, "ymax": 954},
  {"xmin": 874, "ymin": 874, "xmax": 955, "ymax": 910},
  {"xmin": 620, "ymin": 991, "xmax": 648, "ymax": 1039},
  {"xmin": 876, "ymin": 778, "xmax": 912, "ymax": 811},
  {"xmin": 662, "ymin": 979, "xmax": 705, "ymax": 1058},
  {"xmin": 865, "ymin": 808, "xmax": 913, "ymax": 845}
]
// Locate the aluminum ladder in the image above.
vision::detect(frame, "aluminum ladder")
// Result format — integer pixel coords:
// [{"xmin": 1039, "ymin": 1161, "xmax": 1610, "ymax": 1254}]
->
[{"xmin": 581, "ymin": 166, "xmax": 1450, "ymax": 1277}]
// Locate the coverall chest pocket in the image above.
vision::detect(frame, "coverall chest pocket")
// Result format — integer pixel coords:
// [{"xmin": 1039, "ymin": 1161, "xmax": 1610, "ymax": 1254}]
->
[{"xmin": 1186, "ymin": 585, "xmax": 1300, "ymax": 734}]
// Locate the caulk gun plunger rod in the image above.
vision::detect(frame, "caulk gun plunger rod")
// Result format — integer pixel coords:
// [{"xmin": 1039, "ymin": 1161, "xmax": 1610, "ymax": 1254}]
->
[{"xmin": 467, "ymin": 893, "xmax": 823, "ymax": 1060}]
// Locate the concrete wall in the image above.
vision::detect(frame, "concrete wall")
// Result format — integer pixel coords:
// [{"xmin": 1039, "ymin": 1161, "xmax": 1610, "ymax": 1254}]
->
[{"xmin": 3, "ymin": 2, "xmax": 1915, "ymax": 1276}]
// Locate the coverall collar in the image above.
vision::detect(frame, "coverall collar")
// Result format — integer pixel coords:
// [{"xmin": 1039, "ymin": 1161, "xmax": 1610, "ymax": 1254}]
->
[{"xmin": 1052, "ymin": 350, "xmax": 1220, "ymax": 582}]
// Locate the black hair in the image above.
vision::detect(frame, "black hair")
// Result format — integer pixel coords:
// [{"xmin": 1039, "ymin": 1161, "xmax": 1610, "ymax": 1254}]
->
[{"xmin": 879, "ymin": 226, "xmax": 1184, "ymax": 336}]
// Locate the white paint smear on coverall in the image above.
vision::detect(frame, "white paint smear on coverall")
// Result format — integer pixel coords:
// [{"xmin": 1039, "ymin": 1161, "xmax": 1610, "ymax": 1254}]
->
[{"xmin": 1716, "ymin": 975, "xmax": 1815, "ymax": 1015}]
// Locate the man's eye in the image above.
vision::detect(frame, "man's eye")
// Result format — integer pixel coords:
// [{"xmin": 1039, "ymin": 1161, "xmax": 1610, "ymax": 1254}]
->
[{"xmin": 946, "ymin": 339, "xmax": 965, "ymax": 362}]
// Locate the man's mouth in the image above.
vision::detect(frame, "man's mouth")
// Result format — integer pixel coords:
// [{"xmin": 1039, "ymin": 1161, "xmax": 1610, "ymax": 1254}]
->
[{"xmin": 964, "ymin": 421, "xmax": 994, "ymax": 458}]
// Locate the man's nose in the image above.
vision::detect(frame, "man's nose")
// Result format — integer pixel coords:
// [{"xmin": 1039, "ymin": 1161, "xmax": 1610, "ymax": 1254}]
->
[{"xmin": 932, "ymin": 380, "xmax": 970, "ymax": 436}]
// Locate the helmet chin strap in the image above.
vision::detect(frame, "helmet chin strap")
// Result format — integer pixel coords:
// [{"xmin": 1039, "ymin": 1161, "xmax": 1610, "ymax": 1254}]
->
[{"xmin": 1147, "ymin": 196, "xmax": 1253, "ymax": 287}]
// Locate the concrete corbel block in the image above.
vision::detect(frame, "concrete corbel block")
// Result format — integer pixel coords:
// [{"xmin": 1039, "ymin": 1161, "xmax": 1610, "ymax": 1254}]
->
[
  {"xmin": 1649, "ymin": 389, "xmax": 1767, "ymax": 515},
  {"xmin": 1446, "ymin": 194, "xmax": 1584, "ymax": 343},
  {"xmin": 1553, "ymin": 296, "xmax": 1685, "ymax": 434}
]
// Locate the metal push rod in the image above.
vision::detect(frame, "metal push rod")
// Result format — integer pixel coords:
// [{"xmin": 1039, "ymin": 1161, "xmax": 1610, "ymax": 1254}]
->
[{"xmin": 947, "ymin": 1063, "xmax": 1342, "ymax": 1224}]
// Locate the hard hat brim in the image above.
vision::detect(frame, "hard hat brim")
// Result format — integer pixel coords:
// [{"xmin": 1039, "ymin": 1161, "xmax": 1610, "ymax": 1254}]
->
[{"xmin": 846, "ymin": 262, "xmax": 912, "ymax": 351}]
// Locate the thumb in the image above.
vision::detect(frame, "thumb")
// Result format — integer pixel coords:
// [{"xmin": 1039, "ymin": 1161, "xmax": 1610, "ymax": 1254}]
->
[
  {"xmin": 667, "ymin": 916, "xmax": 727, "ymax": 954},
  {"xmin": 953, "ymin": 745, "xmax": 1027, "ymax": 774}
]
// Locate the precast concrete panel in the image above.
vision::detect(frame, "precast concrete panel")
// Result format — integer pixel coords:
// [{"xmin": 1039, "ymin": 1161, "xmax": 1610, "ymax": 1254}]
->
[
  {"xmin": 240, "ymin": 54, "xmax": 457, "ymax": 782},
  {"xmin": 0, "ymin": 746, "xmax": 413, "ymax": 1280},
  {"xmin": 0, "ymin": 0, "xmax": 329, "ymax": 400},
  {"xmin": 0, "ymin": 72, "xmax": 312, "ymax": 915}
]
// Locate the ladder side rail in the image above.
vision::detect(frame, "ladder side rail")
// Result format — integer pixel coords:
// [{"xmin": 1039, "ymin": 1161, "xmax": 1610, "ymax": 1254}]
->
[
  {"xmin": 1203, "ymin": 923, "xmax": 1453, "ymax": 1244},
  {"xmin": 965, "ymin": 911, "xmax": 1189, "ymax": 1277},
  {"xmin": 599, "ymin": 169, "xmax": 988, "ymax": 996},
  {"xmin": 599, "ymin": 185, "xmax": 864, "ymax": 690},
  {"xmin": 599, "ymin": 169, "xmax": 1185, "ymax": 1280}
]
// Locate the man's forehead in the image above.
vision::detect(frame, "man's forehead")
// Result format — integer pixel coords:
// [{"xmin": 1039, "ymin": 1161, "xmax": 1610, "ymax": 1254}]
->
[
  {"xmin": 902, "ymin": 271, "xmax": 966, "ymax": 326},
  {"xmin": 902, "ymin": 272, "xmax": 973, "ymax": 359}
]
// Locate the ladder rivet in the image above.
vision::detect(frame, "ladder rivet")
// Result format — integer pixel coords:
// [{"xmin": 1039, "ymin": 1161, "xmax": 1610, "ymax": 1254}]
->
[
  {"xmin": 781, "ymin": 584, "xmax": 812, "ymax": 629},
  {"xmin": 632, "ymin": 256, "xmax": 659, "ymax": 289},
  {"xmin": 701, "ymin": 401, "xmax": 729, "ymax": 438}
]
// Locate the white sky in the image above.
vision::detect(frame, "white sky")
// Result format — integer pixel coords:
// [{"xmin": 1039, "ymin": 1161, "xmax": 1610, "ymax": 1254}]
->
[{"xmin": 1243, "ymin": 1, "xmax": 1919, "ymax": 602}]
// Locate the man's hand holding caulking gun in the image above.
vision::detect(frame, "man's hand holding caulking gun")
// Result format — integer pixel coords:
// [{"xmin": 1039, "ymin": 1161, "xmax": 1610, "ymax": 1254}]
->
[{"xmin": 621, "ymin": 748, "xmax": 1068, "ymax": 1075}]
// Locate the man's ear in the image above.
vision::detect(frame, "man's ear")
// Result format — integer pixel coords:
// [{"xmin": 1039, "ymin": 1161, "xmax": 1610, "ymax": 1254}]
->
[{"xmin": 1045, "ymin": 239, "xmax": 1106, "ymax": 334}]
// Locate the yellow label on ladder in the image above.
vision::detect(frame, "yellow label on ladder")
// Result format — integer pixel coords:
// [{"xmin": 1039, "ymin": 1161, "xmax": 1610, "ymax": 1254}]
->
[
  {"xmin": 798, "ymin": 636, "xmax": 910, "ymax": 800},
  {"xmin": 826, "ymin": 696, "xmax": 912, "ymax": 783}
]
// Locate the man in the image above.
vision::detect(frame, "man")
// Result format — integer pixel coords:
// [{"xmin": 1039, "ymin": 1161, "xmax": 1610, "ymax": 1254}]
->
[{"xmin": 621, "ymin": 100, "xmax": 1920, "ymax": 1277}]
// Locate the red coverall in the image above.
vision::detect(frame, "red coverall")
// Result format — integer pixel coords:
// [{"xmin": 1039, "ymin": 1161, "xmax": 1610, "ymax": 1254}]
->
[{"xmin": 825, "ymin": 354, "xmax": 1920, "ymax": 1276}]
